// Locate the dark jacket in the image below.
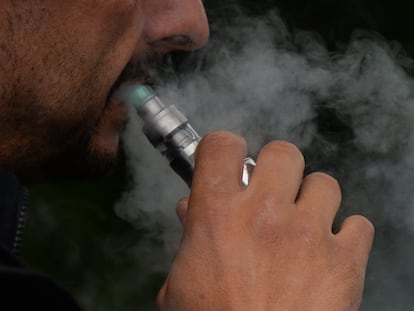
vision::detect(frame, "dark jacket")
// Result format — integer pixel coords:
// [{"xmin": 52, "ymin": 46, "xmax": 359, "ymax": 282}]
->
[{"xmin": 0, "ymin": 168, "xmax": 82, "ymax": 310}]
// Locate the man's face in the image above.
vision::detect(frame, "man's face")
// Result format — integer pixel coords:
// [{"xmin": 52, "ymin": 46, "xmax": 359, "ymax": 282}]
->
[{"xmin": 0, "ymin": 0, "xmax": 209, "ymax": 180}]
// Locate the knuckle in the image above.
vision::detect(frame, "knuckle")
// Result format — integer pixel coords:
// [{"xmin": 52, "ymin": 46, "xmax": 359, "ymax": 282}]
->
[
  {"xmin": 251, "ymin": 203, "xmax": 289, "ymax": 243},
  {"xmin": 262, "ymin": 140, "xmax": 305, "ymax": 168},
  {"xmin": 253, "ymin": 221, "xmax": 283, "ymax": 244},
  {"xmin": 349, "ymin": 215, "xmax": 375, "ymax": 238},
  {"xmin": 306, "ymin": 172, "xmax": 341, "ymax": 193},
  {"xmin": 195, "ymin": 196, "xmax": 232, "ymax": 227},
  {"xmin": 200, "ymin": 130, "xmax": 245, "ymax": 150},
  {"xmin": 295, "ymin": 216, "xmax": 324, "ymax": 239},
  {"xmin": 156, "ymin": 285, "xmax": 167, "ymax": 307},
  {"xmin": 176, "ymin": 196, "xmax": 189, "ymax": 208},
  {"xmin": 175, "ymin": 197, "xmax": 188, "ymax": 215}
]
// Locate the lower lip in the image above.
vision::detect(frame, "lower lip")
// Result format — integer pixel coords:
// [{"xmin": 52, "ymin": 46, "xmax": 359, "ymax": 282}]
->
[{"xmin": 105, "ymin": 99, "xmax": 130, "ymax": 131}]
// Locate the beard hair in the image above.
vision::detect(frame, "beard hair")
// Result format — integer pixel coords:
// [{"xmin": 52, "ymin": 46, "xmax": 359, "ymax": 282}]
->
[
  {"xmin": 22, "ymin": 50, "xmax": 173, "ymax": 183},
  {"xmin": 24, "ymin": 125, "xmax": 119, "ymax": 183},
  {"xmin": 107, "ymin": 51, "xmax": 177, "ymax": 103}
]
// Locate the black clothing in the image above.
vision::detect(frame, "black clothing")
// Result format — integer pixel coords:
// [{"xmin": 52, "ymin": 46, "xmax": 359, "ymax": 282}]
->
[
  {"xmin": 0, "ymin": 168, "xmax": 82, "ymax": 310},
  {"xmin": 0, "ymin": 168, "xmax": 29, "ymax": 256}
]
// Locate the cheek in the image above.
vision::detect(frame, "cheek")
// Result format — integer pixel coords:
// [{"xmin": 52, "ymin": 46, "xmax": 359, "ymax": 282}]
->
[
  {"xmin": 74, "ymin": 1, "xmax": 145, "ymax": 68},
  {"xmin": 25, "ymin": 2, "xmax": 144, "ymax": 124},
  {"xmin": 74, "ymin": 1, "xmax": 145, "ymax": 105}
]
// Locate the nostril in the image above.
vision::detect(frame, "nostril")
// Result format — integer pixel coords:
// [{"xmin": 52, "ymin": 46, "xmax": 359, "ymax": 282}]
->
[
  {"xmin": 148, "ymin": 33, "xmax": 207, "ymax": 52},
  {"xmin": 159, "ymin": 35, "xmax": 195, "ymax": 48},
  {"xmin": 144, "ymin": 1, "xmax": 209, "ymax": 51}
]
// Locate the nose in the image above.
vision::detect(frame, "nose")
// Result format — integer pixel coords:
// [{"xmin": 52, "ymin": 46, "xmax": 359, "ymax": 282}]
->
[{"xmin": 143, "ymin": 0, "xmax": 210, "ymax": 52}]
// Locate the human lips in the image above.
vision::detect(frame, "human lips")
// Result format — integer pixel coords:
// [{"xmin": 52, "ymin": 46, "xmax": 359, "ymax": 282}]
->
[
  {"xmin": 104, "ymin": 53, "xmax": 164, "ymax": 132},
  {"xmin": 109, "ymin": 73, "xmax": 150, "ymax": 104},
  {"xmin": 107, "ymin": 54, "xmax": 160, "ymax": 104},
  {"xmin": 105, "ymin": 73, "xmax": 153, "ymax": 133},
  {"xmin": 89, "ymin": 97, "xmax": 130, "ymax": 156},
  {"xmin": 104, "ymin": 99, "xmax": 129, "ymax": 131}
]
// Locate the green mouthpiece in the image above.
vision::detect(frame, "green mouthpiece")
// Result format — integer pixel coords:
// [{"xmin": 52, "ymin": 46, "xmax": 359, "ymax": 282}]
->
[{"xmin": 123, "ymin": 84, "xmax": 157, "ymax": 110}]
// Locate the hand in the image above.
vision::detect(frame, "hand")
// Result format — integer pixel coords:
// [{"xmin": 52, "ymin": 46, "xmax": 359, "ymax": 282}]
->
[{"xmin": 157, "ymin": 131, "xmax": 374, "ymax": 311}]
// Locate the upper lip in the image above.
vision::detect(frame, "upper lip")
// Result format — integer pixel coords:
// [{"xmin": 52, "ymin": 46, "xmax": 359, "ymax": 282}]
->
[
  {"xmin": 106, "ymin": 51, "xmax": 176, "ymax": 106},
  {"xmin": 107, "ymin": 72, "xmax": 151, "ymax": 107}
]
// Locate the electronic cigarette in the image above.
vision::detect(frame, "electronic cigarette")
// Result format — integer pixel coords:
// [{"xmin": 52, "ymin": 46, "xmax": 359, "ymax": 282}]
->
[{"xmin": 118, "ymin": 84, "xmax": 254, "ymax": 188}]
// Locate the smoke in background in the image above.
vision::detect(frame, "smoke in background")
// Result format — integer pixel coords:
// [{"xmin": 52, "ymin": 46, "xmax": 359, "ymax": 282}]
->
[{"xmin": 115, "ymin": 7, "xmax": 414, "ymax": 311}]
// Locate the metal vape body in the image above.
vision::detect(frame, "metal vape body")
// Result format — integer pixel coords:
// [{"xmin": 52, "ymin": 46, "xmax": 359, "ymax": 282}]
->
[
  {"xmin": 120, "ymin": 84, "xmax": 253, "ymax": 187},
  {"xmin": 134, "ymin": 87, "xmax": 200, "ymax": 186}
]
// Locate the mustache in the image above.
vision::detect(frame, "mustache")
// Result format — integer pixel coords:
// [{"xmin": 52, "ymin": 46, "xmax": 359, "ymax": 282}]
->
[{"xmin": 107, "ymin": 51, "xmax": 178, "ymax": 103}]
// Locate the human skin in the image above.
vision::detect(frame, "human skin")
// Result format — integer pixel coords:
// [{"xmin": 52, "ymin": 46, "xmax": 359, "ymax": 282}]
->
[
  {"xmin": 0, "ymin": 1, "xmax": 374, "ymax": 310},
  {"xmin": 0, "ymin": 0, "xmax": 208, "ymax": 180},
  {"xmin": 159, "ymin": 131, "xmax": 374, "ymax": 311}
]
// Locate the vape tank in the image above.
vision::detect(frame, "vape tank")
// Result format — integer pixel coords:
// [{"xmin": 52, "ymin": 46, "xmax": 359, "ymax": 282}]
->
[{"xmin": 119, "ymin": 84, "xmax": 254, "ymax": 188}]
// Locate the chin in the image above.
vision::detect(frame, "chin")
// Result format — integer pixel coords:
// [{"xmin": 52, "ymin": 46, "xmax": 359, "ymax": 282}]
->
[
  {"xmin": 48, "ymin": 151, "xmax": 119, "ymax": 182},
  {"xmin": 24, "ymin": 137, "xmax": 120, "ymax": 183},
  {"xmin": 50, "ymin": 100, "xmax": 127, "ymax": 181},
  {"xmin": 67, "ymin": 136, "xmax": 121, "ymax": 180},
  {"xmin": 23, "ymin": 89, "xmax": 127, "ymax": 183}
]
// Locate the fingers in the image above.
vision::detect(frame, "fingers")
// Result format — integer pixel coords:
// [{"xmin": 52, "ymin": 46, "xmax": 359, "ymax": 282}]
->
[
  {"xmin": 336, "ymin": 215, "xmax": 375, "ymax": 262},
  {"xmin": 249, "ymin": 141, "xmax": 305, "ymax": 204},
  {"xmin": 296, "ymin": 172, "xmax": 342, "ymax": 229},
  {"xmin": 192, "ymin": 131, "xmax": 247, "ymax": 194},
  {"xmin": 176, "ymin": 196, "xmax": 189, "ymax": 225},
  {"xmin": 185, "ymin": 131, "xmax": 247, "ymax": 227}
]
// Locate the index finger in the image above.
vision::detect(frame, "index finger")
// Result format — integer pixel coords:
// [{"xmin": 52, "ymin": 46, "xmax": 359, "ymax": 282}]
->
[{"xmin": 191, "ymin": 131, "xmax": 247, "ymax": 195}]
